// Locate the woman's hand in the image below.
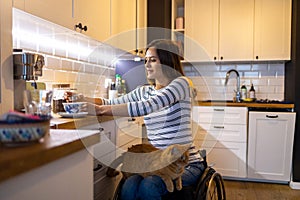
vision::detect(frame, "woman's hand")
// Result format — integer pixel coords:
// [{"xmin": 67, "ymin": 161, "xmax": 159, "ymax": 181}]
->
[
  {"xmin": 87, "ymin": 103, "xmax": 129, "ymax": 116},
  {"xmin": 83, "ymin": 97, "xmax": 103, "ymax": 105}
]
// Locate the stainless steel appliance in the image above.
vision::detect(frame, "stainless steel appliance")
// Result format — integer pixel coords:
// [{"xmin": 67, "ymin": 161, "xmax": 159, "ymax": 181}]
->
[{"xmin": 13, "ymin": 50, "xmax": 45, "ymax": 111}]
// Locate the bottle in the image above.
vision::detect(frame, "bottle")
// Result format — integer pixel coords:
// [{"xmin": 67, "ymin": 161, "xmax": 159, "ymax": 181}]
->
[
  {"xmin": 121, "ymin": 79, "xmax": 127, "ymax": 95},
  {"xmin": 109, "ymin": 82, "xmax": 118, "ymax": 100},
  {"xmin": 249, "ymin": 83, "xmax": 256, "ymax": 99},
  {"xmin": 115, "ymin": 74, "xmax": 122, "ymax": 97},
  {"xmin": 241, "ymin": 84, "xmax": 247, "ymax": 100}
]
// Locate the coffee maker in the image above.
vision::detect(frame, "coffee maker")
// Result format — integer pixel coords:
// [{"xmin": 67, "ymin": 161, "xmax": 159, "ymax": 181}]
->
[{"xmin": 13, "ymin": 50, "xmax": 45, "ymax": 111}]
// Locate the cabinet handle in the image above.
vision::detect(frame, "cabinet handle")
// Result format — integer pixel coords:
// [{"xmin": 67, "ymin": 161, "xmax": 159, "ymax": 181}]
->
[
  {"xmin": 128, "ymin": 118, "xmax": 136, "ymax": 122},
  {"xmin": 266, "ymin": 115, "xmax": 278, "ymax": 118},
  {"xmin": 93, "ymin": 164, "xmax": 103, "ymax": 171},
  {"xmin": 213, "ymin": 126, "xmax": 224, "ymax": 129},
  {"xmin": 220, "ymin": 56, "xmax": 223, "ymax": 60},
  {"xmin": 256, "ymin": 56, "xmax": 259, "ymax": 59},
  {"xmin": 98, "ymin": 127, "xmax": 104, "ymax": 132},
  {"xmin": 213, "ymin": 108, "xmax": 225, "ymax": 112},
  {"xmin": 214, "ymin": 56, "xmax": 217, "ymax": 60},
  {"xmin": 74, "ymin": 23, "xmax": 88, "ymax": 32}
]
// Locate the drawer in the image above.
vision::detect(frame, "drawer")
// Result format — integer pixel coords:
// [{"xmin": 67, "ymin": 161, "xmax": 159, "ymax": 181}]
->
[
  {"xmin": 193, "ymin": 106, "xmax": 248, "ymax": 125},
  {"xmin": 193, "ymin": 140, "xmax": 247, "ymax": 178},
  {"xmin": 116, "ymin": 117, "xmax": 142, "ymax": 148},
  {"xmin": 193, "ymin": 124, "xmax": 247, "ymax": 142},
  {"xmin": 93, "ymin": 132, "xmax": 116, "ymax": 165}
]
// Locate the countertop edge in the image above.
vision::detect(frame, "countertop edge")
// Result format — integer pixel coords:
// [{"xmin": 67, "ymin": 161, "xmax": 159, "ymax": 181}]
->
[
  {"xmin": 197, "ymin": 101, "xmax": 295, "ymax": 109},
  {"xmin": 0, "ymin": 129, "xmax": 100, "ymax": 183}
]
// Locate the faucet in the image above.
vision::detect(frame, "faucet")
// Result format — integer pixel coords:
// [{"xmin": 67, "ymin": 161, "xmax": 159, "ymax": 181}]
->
[{"xmin": 225, "ymin": 69, "xmax": 241, "ymax": 102}]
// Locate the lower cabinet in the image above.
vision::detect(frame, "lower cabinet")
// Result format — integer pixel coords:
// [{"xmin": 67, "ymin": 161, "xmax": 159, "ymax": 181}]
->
[
  {"xmin": 92, "ymin": 118, "xmax": 142, "ymax": 200},
  {"xmin": 193, "ymin": 106, "xmax": 248, "ymax": 178},
  {"xmin": 248, "ymin": 111, "xmax": 296, "ymax": 182}
]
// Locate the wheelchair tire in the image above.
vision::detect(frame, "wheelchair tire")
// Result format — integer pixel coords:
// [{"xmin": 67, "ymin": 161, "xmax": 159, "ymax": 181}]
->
[
  {"xmin": 112, "ymin": 177, "xmax": 125, "ymax": 200},
  {"xmin": 194, "ymin": 167, "xmax": 226, "ymax": 200}
]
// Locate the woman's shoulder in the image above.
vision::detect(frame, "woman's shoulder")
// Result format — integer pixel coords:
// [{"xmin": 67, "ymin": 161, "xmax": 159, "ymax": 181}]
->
[{"xmin": 171, "ymin": 76, "xmax": 193, "ymax": 87}]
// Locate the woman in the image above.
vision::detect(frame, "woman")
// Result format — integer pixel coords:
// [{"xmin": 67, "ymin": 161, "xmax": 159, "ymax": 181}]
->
[{"xmin": 89, "ymin": 39, "xmax": 204, "ymax": 200}]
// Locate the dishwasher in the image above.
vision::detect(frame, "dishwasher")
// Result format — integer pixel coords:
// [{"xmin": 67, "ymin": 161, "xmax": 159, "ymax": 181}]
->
[{"xmin": 247, "ymin": 107, "xmax": 296, "ymax": 183}]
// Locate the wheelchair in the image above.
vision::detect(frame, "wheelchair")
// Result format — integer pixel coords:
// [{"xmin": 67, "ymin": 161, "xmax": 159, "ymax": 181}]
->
[{"xmin": 112, "ymin": 150, "xmax": 226, "ymax": 200}]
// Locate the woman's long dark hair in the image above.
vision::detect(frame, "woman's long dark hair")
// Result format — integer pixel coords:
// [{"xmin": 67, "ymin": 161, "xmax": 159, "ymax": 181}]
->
[{"xmin": 145, "ymin": 39, "xmax": 184, "ymax": 85}]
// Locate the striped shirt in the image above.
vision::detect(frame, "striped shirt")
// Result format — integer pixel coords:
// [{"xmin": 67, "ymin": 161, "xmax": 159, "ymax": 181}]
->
[{"xmin": 103, "ymin": 76, "xmax": 201, "ymax": 163}]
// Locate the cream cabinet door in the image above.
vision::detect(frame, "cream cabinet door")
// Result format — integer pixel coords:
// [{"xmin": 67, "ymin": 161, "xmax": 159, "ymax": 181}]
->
[
  {"xmin": 110, "ymin": 0, "xmax": 137, "ymax": 52},
  {"xmin": 74, "ymin": 0, "xmax": 110, "ymax": 41},
  {"xmin": 193, "ymin": 106, "xmax": 248, "ymax": 178},
  {"xmin": 248, "ymin": 111, "xmax": 296, "ymax": 182},
  {"xmin": 184, "ymin": 0, "xmax": 219, "ymax": 62},
  {"xmin": 14, "ymin": 0, "xmax": 74, "ymax": 31},
  {"xmin": 185, "ymin": 0, "xmax": 254, "ymax": 62},
  {"xmin": 115, "ymin": 117, "xmax": 142, "ymax": 153},
  {"xmin": 219, "ymin": 0, "xmax": 254, "ymax": 61},
  {"xmin": 109, "ymin": 0, "xmax": 147, "ymax": 52},
  {"xmin": 254, "ymin": 0, "xmax": 292, "ymax": 61}
]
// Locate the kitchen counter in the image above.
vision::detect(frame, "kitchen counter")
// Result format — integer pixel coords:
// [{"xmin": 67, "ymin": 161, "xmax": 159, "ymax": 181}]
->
[
  {"xmin": 197, "ymin": 101, "xmax": 294, "ymax": 109},
  {"xmin": 50, "ymin": 115, "xmax": 114, "ymax": 129},
  {"xmin": 0, "ymin": 129, "xmax": 100, "ymax": 183}
]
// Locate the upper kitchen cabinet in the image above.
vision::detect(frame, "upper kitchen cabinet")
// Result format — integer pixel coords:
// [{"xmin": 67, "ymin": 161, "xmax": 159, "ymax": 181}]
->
[
  {"xmin": 73, "ymin": 0, "xmax": 110, "ymax": 41},
  {"xmin": 184, "ymin": 0, "xmax": 254, "ymax": 62},
  {"xmin": 110, "ymin": 0, "xmax": 147, "ymax": 54},
  {"xmin": 12, "ymin": 0, "xmax": 110, "ymax": 42},
  {"xmin": 254, "ymin": 0, "xmax": 291, "ymax": 61},
  {"xmin": 184, "ymin": 0, "xmax": 291, "ymax": 62},
  {"xmin": 13, "ymin": 0, "xmax": 73, "ymax": 31}
]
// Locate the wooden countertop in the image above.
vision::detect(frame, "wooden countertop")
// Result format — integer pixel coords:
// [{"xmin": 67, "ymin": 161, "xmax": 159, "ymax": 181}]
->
[
  {"xmin": 50, "ymin": 115, "xmax": 114, "ymax": 129},
  {"xmin": 0, "ymin": 129, "xmax": 100, "ymax": 183},
  {"xmin": 197, "ymin": 101, "xmax": 294, "ymax": 109}
]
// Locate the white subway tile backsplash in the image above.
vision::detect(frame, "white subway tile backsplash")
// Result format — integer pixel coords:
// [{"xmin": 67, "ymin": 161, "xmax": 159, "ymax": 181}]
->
[
  {"xmin": 243, "ymin": 71, "xmax": 259, "ymax": 78},
  {"xmin": 236, "ymin": 64, "xmax": 252, "ymax": 71},
  {"xmin": 268, "ymin": 77, "xmax": 284, "ymax": 86},
  {"xmin": 186, "ymin": 62, "xmax": 285, "ymax": 101},
  {"xmin": 252, "ymin": 63, "xmax": 268, "ymax": 71},
  {"xmin": 61, "ymin": 59, "xmax": 73, "ymax": 71},
  {"xmin": 46, "ymin": 56, "xmax": 61, "ymax": 69}
]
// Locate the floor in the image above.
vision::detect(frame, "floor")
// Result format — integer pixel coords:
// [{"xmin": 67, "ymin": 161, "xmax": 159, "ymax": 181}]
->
[{"xmin": 224, "ymin": 180, "xmax": 300, "ymax": 200}]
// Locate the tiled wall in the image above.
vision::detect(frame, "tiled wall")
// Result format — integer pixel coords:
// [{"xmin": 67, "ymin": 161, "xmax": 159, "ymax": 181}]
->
[{"xmin": 185, "ymin": 62, "xmax": 285, "ymax": 101}]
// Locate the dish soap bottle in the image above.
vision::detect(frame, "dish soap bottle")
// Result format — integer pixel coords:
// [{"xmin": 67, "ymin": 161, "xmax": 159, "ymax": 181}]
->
[
  {"xmin": 249, "ymin": 83, "xmax": 256, "ymax": 100},
  {"xmin": 241, "ymin": 84, "xmax": 247, "ymax": 100}
]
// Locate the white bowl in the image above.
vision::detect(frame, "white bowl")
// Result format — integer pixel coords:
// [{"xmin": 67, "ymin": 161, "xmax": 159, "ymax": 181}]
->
[{"xmin": 62, "ymin": 102, "xmax": 87, "ymax": 113}]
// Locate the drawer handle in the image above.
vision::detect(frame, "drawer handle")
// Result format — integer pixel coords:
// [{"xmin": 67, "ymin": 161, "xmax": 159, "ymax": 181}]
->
[
  {"xmin": 93, "ymin": 164, "xmax": 103, "ymax": 171},
  {"xmin": 213, "ymin": 126, "xmax": 224, "ymax": 129},
  {"xmin": 266, "ymin": 115, "xmax": 278, "ymax": 118},
  {"xmin": 213, "ymin": 108, "xmax": 225, "ymax": 112},
  {"xmin": 128, "ymin": 118, "xmax": 136, "ymax": 122}
]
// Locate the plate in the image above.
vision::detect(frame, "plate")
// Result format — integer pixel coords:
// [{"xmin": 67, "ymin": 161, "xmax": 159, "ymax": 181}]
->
[{"xmin": 58, "ymin": 112, "xmax": 88, "ymax": 118}]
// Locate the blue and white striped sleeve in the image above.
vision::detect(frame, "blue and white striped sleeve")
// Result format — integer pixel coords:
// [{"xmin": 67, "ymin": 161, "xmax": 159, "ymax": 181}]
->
[{"xmin": 128, "ymin": 77, "xmax": 190, "ymax": 117}]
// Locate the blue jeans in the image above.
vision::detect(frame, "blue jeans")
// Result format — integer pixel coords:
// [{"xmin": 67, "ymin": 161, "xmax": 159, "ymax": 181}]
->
[{"xmin": 120, "ymin": 161, "xmax": 205, "ymax": 200}]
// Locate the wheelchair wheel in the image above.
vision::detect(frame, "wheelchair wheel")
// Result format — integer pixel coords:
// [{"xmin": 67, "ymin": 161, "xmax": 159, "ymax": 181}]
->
[
  {"xmin": 112, "ymin": 177, "xmax": 125, "ymax": 200},
  {"xmin": 205, "ymin": 172, "xmax": 226, "ymax": 200},
  {"xmin": 195, "ymin": 167, "xmax": 226, "ymax": 200}
]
